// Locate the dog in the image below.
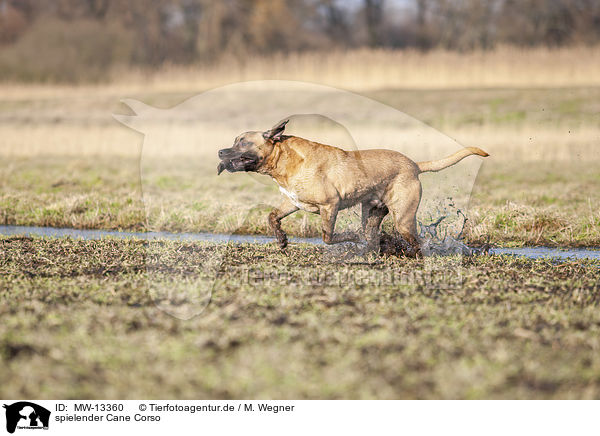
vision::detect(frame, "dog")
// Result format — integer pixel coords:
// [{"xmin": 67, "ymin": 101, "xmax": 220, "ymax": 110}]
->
[{"xmin": 217, "ymin": 120, "xmax": 489, "ymax": 256}]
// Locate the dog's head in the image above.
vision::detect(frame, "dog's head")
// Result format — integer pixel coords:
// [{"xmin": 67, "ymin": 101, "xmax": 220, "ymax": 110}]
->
[{"xmin": 217, "ymin": 120, "xmax": 288, "ymax": 175}]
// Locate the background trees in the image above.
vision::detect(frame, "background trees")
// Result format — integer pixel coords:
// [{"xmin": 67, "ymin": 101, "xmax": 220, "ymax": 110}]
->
[{"xmin": 0, "ymin": 0, "xmax": 597, "ymax": 82}]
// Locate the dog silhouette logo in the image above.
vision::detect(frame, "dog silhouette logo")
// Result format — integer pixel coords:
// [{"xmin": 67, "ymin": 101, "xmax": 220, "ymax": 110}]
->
[{"xmin": 3, "ymin": 402, "xmax": 50, "ymax": 433}]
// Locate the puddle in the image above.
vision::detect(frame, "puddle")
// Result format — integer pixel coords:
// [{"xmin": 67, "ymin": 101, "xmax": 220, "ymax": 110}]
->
[
  {"xmin": 0, "ymin": 225, "xmax": 323, "ymax": 245},
  {"xmin": 491, "ymin": 247, "xmax": 600, "ymax": 261},
  {"xmin": 1, "ymin": 225, "xmax": 598, "ymax": 261}
]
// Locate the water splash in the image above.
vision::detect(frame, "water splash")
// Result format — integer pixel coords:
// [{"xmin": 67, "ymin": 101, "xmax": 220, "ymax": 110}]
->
[
  {"xmin": 375, "ymin": 199, "xmax": 488, "ymax": 258},
  {"xmin": 417, "ymin": 207, "xmax": 488, "ymax": 257}
]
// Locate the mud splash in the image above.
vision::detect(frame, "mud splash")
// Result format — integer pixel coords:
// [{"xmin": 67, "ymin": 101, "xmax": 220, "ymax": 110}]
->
[{"xmin": 417, "ymin": 210, "xmax": 485, "ymax": 257}]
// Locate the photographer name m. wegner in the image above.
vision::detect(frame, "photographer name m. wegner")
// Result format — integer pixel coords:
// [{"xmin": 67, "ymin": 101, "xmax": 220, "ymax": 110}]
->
[{"xmin": 239, "ymin": 404, "xmax": 295, "ymax": 413}]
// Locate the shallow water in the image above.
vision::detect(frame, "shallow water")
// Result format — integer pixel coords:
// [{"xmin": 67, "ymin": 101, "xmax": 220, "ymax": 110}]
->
[
  {"xmin": 0, "ymin": 225, "xmax": 323, "ymax": 245},
  {"xmin": 491, "ymin": 247, "xmax": 600, "ymax": 260},
  {"xmin": 1, "ymin": 225, "xmax": 598, "ymax": 261}
]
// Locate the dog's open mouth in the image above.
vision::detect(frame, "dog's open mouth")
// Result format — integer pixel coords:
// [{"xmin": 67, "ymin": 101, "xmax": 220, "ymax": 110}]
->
[{"xmin": 217, "ymin": 155, "xmax": 258, "ymax": 175}]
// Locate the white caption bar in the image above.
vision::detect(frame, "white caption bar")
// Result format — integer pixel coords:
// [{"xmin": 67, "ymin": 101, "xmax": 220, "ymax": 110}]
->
[{"xmin": 0, "ymin": 400, "xmax": 597, "ymax": 436}]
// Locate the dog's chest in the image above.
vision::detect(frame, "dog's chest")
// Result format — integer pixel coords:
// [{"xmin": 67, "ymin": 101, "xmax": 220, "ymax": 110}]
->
[
  {"xmin": 274, "ymin": 180, "xmax": 316, "ymax": 212},
  {"xmin": 279, "ymin": 185, "xmax": 303, "ymax": 208}
]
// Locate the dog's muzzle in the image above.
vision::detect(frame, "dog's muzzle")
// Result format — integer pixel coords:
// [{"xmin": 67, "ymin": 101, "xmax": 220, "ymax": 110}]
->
[{"xmin": 217, "ymin": 148, "xmax": 258, "ymax": 175}]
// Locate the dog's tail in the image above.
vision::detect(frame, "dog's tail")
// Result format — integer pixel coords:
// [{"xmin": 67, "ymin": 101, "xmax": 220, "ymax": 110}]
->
[{"xmin": 417, "ymin": 147, "xmax": 489, "ymax": 173}]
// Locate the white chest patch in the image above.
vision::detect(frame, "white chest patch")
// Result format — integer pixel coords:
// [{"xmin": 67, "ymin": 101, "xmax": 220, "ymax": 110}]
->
[
  {"xmin": 278, "ymin": 185, "xmax": 304, "ymax": 209},
  {"xmin": 279, "ymin": 186, "xmax": 300, "ymax": 207}
]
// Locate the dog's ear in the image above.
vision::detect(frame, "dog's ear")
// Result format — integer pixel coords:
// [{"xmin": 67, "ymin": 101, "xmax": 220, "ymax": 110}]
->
[{"xmin": 263, "ymin": 119, "xmax": 289, "ymax": 142}]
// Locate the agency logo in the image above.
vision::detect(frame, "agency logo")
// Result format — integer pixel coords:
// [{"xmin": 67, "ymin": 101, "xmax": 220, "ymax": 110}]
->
[{"xmin": 2, "ymin": 402, "xmax": 50, "ymax": 434}]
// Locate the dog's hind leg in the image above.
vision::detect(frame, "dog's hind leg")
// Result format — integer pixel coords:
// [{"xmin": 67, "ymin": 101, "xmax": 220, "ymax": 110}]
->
[
  {"xmin": 269, "ymin": 200, "xmax": 299, "ymax": 249},
  {"xmin": 385, "ymin": 179, "xmax": 423, "ymax": 257},
  {"xmin": 361, "ymin": 202, "xmax": 389, "ymax": 251},
  {"xmin": 320, "ymin": 203, "xmax": 361, "ymax": 244}
]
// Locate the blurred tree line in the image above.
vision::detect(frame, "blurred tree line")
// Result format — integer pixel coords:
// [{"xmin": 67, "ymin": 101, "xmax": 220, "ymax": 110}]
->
[{"xmin": 0, "ymin": 0, "xmax": 598, "ymax": 82}]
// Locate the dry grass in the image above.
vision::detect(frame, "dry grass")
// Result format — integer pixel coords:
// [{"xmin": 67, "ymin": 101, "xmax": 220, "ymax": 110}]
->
[
  {"xmin": 148, "ymin": 46, "xmax": 600, "ymax": 91},
  {"xmin": 1, "ymin": 46, "xmax": 600, "ymax": 98}
]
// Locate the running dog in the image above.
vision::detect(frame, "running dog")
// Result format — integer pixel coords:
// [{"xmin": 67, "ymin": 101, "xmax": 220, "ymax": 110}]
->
[{"xmin": 217, "ymin": 120, "xmax": 488, "ymax": 256}]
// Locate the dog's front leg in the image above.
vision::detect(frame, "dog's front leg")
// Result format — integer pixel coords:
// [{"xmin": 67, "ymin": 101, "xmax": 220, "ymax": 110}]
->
[
  {"xmin": 268, "ymin": 200, "xmax": 299, "ymax": 249},
  {"xmin": 320, "ymin": 204, "xmax": 360, "ymax": 244}
]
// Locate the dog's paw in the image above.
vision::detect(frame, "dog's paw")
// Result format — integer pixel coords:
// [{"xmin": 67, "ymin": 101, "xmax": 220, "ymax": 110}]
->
[{"xmin": 275, "ymin": 231, "xmax": 288, "ymax": 249}]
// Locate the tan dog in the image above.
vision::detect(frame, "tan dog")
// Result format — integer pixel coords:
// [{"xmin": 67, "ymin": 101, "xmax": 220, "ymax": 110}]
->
[{"xmin": 218, "ymin": 120, "xmax": 489, "ymax": 256}]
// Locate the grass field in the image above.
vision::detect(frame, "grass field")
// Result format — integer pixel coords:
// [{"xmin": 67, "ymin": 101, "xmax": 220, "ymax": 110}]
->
[
  {"xmin": 1, "ymin": 237, "xmax": 599, "ymax": 399},
  {"xmin": 1, "ymin": 156, "xmax": 598, "ymax": 247},
  {"xmin": 1, "ymin": 84, "xmax": 598, "ymax": 247},
  {"xmin": 1, "ymin": 48, "xmax": 599, "ymax": 400}
]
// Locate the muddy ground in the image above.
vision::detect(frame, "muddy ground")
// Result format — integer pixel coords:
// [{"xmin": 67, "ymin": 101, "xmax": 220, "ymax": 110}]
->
[{"xmin": 1, "ymin": 236, "xmax": 599, "ymax": 399}]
